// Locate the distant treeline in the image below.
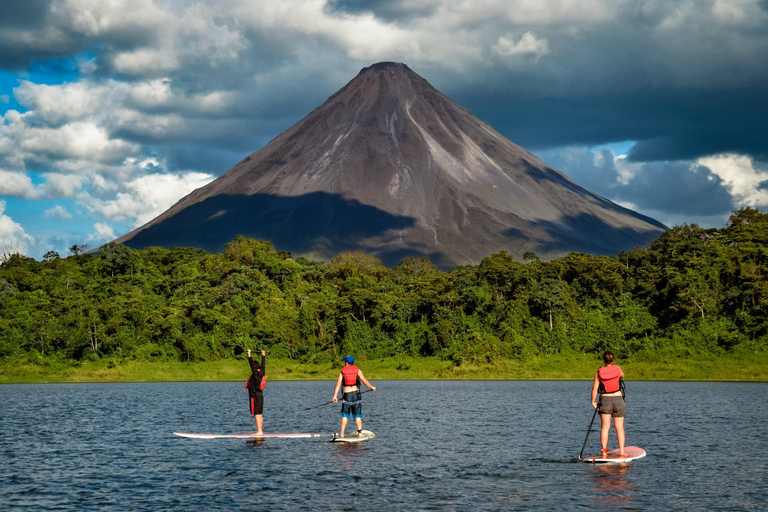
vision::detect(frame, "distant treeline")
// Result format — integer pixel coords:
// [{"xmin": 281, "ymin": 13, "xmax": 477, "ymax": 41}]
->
[{"xmin": 1, "ymin": 208, "xmax": 766, "ymax": 366}]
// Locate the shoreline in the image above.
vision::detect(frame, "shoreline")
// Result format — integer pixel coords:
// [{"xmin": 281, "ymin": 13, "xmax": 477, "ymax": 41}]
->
[{"xmin": 2, "ymin": 353, "xmax": 766, "ymax": 383}]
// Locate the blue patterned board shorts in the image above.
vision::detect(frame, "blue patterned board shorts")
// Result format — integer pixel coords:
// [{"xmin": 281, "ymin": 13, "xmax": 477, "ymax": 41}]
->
[{"xmin": 340, "ymin": 391, "xmax": 362, "ymax": 419}]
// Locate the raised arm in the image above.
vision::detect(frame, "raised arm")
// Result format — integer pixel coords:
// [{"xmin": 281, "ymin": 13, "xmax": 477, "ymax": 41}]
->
[
  {"xmin": 358, "ymin": 370, "xmax": 376, "ymax": 391},
  {"xmin": 332, "ymin": 373, "xmax": 343, "ymax": 402},
  {"xmin": 260, "ymin": 350, "xmax": 266, "ymax": 375}
]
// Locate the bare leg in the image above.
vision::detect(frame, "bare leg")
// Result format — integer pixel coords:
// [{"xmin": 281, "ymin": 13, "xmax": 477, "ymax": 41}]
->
[
  {"xmin": 614, "ymin": 416, "xmax": 626, "ymax": 455},
  {"xmin": 255, "ymin": 414, "xmax": 263, "ymax": 435},
  {"xmin": 354, "ymin": 417, "xmax": 362, "ymax": 434},
  {"xmin": 600, "ymin": 413, "xmax": 611, "ymax": 451},
  {"xmin": 340, "ymin": 417, "xmax": 348, "ymax": 437}
]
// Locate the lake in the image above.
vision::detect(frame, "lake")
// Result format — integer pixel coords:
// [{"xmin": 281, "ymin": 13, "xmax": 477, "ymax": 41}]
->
[{"xmin": 1, "ymin": 381, "xmax": 766, "ymax": 510}]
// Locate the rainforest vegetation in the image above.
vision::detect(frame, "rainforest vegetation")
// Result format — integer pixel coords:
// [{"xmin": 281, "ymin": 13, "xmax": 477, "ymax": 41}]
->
[{"xmin": 0, "ymin": 208, "xmax": 766, "ymax": 380}]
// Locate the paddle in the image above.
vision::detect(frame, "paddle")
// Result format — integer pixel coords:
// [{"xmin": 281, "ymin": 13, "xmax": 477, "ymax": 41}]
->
[
  {"xmin": 233, "ymin": 346, "xmax": 270, "ymax": 356},
  {"xmin": 304, "ymin": 389, "xmax": 373, "ymax": 410},
  {"xmin": 578, "ymin": 398, "xmax": 600, "ymax": 461}
]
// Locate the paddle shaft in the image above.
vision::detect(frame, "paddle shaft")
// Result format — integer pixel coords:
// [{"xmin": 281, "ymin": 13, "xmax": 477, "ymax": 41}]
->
[
  {"xmin": 579, "ymin": 398, "xmax": 600, "ymax": 461},
  {"xmin": 304, "ymin": 388, "xmax": 373, "ymax": 410},
  {"xmin": 234, "ymin": 346, "xmax": 270, "ymax": 355}
]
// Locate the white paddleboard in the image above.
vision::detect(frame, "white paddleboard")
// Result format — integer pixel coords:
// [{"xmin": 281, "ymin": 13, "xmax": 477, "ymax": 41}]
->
[
  {"xmin": 583, "ymin": 446, "xmax": 646, "ymax": 463},
  {"xmin": 329, "ymin": 430, "xmax": 375, "ymax": 443},
  {"xmin": 174, "ymin": 432, "xmax": 327, "ymax": 439}
]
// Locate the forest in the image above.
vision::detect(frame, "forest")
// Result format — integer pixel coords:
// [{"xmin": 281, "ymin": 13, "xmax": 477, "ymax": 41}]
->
[{"xmin": 0, "ymin": 208, "xmax": 766, "ymax": 371}]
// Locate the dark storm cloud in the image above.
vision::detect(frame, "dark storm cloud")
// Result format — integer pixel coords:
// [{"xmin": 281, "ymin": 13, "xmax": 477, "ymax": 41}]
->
[
  {"xmin": 540, "ymin": 148, "xmax": 735, "ymax": 216},
  {"xmin": 430, "ymin": 0, "xmax": 768, "ymax": 163},
  {"xmin": 0, "ymin": 0, "xmax": 157, "ymax": 70},
  {"xmin": 448, "ymin": 87, "xmax": 768, "ymax": 164},
  {"xmin": 0, "ymin": 0, "xmax": 52, "ymax": 28},
  {"xmin": 622, "ymin": 161, "xmax": 735, "ymax": 215},
  {"xmin": 0, "ymin": 0, "xmax": 83, "ymax": 69},
  {"xmin": 325, "ymin": 0, "xmax": 439, "ymax": 22},
  {"xmin": 164, "ymin": 145, "xmax": 247, "ymax": 174}
]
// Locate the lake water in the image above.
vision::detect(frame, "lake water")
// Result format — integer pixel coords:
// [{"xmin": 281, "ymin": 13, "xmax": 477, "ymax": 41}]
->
[{"xmin": 1, "ymin": 381, "xmax": 766, "ymax": 510}]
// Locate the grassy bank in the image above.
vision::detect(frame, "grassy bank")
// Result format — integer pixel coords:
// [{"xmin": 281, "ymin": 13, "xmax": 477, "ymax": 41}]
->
[{"xmin": 1, "ymin": 351, "xmax": 766, "ymax": 383}]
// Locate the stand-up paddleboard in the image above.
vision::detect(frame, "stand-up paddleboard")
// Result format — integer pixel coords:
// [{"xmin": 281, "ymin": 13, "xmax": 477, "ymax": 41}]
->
[
  {"xmin": 583, "ymin": 446, "xmax": 646, "ymax": 463},
  {"xmin": 174, "ymin": 432, "xmax": 329, "ymax": 439},
  {"xmin": 329, "ymin": 430, "xmax": 375, "ymax": 443}
]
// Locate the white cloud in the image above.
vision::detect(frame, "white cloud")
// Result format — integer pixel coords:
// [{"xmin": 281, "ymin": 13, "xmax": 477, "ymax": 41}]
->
[
  {"xmin": 88, "ymin": 222, "xmax": 116, "ymax": 242},
  {"xmin": 21, "ymin": 122, "xmax": 139, "ymax": 163},
  {"xmin": 38, "ymin": 174, "xmax": 84, "ymax": 198},
  {"xmin": 0, "ymin": 170, "xmax": 36, "ymax": 198},
  {"xmin": 83, "ymin": 171, "xmax": 214, "ymax": 226},
  {"xmin": 614, "ymin": 154, "xmax": 643, "ymax": 185},
  {"xmin": 112, "ymin": 49, "xmax": 181, "ymax": 75},
  {"xmin": 0, "ymin": 200, "xmax": 35, "ymax": 255},
  {"xmin": 0, "ymin": 171, "xmax": 84, "ymax": 199},
  {"xmin": 698, "ymin": 153, "xmax": 768, "ymax": 206},
  {"xmin": 44, "ymin": 205, "xmax": 74, "ymax": 219},
  {"xmin": 14, "ymin": 81, "xmax": 111, "ymax": 124},
  {"xmin": 711, "ymin": 0, "xmax": 758, "ymax": 23},
  {"xmin": 492, "ymin": 32, "xmax": 550, "ymax": 57}
]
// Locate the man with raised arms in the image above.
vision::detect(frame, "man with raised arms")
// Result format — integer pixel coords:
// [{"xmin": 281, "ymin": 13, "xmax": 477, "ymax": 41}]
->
[
  {"xmin": 246, "ymin": 349, "xmax": 266, "ymax": 435},
  {"xmin": 332, "ymin": 355, "xmax": 376, "ymax": 438}
]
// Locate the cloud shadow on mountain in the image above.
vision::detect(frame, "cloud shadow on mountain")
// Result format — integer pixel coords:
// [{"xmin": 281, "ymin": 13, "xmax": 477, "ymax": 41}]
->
[
  {"xmin": 121, "ymin": 192, "xmax": 425, "ymax": 265},
  {"xmin": 517, "ymin": 160, "xmax": 668, "ymax": 231},
  {"xmin": 504, "ymin": 211, "xmax": 664, "ymax": 257}
]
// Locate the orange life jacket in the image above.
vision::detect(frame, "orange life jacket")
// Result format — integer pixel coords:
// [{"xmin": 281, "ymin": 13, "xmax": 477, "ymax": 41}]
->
[
  {"xmin": 597, "ymin": 365, "xmax": 622, "ymax": 393},
  {"xmin": 342, "ymin": 365, "xmax": 361, "ymax": 387}
]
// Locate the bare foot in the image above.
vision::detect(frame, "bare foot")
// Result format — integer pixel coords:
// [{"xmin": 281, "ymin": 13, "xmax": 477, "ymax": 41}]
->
[
  {"xmin": 254, "ymin": 431, "xmax": 264, "ymax": 436},
  {"xmin": 619, "ymin": 452, "xmax": 627, "ymax": 457}
]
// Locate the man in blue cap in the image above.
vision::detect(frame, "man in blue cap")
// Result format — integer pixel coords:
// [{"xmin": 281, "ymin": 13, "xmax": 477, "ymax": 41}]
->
[{"xmin": 332, "ymin": 355, "xmax": 376, "ymax": 438}]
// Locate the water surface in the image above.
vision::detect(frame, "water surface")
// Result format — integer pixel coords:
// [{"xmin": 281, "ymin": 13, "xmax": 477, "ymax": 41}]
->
[{"xmin": 1, "ymin": 381, "xmax": 766, "ymax": 510}]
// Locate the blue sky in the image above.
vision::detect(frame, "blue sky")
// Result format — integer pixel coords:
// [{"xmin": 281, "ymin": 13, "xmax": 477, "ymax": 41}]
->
[{"xmin": 1, "ymin": 0, "xmax": 767, "ymax": 259}]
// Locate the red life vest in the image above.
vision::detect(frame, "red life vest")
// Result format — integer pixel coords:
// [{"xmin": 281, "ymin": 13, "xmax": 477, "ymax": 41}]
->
[
  {"xmin": 244, "ymin": 375, "xmax": 266, "ymax": 392},
  {"xmin": 597, "ymin": 365, "xmax": 622, "ymax": 393},
  {"xmin": 342, "ymin": 365, "xmax": 360, "ymax": 387}
]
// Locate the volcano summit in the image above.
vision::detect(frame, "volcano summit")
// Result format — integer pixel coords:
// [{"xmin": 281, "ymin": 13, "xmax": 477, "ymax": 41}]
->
[{"xmin": 113, "ymin": 62, "xmax": 665, "ymax": 267}]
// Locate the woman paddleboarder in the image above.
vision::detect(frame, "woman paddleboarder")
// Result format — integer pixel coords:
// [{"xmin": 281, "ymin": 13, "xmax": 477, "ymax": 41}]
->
[{"xmin": 591, "ymin": 350, "xmax": 626, "ymax": 456}]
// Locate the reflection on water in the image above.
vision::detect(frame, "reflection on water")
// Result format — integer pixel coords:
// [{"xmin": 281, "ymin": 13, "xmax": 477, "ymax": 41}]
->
[
  {"xmin": 0, "ymin": 381, "xmax": 766, "ymax": 511},
  {"xmin": 588, "ymin": 463, "xmax": 637, "ymax": 509}
]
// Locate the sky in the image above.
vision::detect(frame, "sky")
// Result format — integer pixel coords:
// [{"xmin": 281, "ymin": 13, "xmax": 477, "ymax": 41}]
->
[{"xmin": 1, "ymin": 0, "xmax": 767, "ymax": 260}]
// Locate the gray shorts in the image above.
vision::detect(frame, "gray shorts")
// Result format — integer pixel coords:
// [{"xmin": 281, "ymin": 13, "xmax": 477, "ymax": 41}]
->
[{"xmin": 599, "ymin": 395, "xmax": 626, "ymax": 418}]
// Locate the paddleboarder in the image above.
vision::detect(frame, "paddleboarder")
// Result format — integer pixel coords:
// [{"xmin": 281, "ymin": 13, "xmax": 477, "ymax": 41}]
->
[
  {"xmin": 332, "ymin": 356, "xmax": 375, "ymax": 438},
  {"xmin": 247, "ymin": 349, "xmax": 266, "ymax": 435},
  {"xmin": 591, "ymin": 350, "xmax": 626, "ymax": 456}
]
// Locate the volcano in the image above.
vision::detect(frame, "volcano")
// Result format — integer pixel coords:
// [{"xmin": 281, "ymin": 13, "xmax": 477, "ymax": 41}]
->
[{"xmin": 113, "ymin": 62, "xmax": 665, "ymax": 267}]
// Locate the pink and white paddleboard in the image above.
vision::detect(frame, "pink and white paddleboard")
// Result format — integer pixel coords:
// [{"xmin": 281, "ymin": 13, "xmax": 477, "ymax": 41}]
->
[
  {"xmin": 583, "ymin": 446, "xmax": 646, "ymax": 463},
  {"xmin": 174, "ymin": 432, "xmax": 329, "ymax": 439}
]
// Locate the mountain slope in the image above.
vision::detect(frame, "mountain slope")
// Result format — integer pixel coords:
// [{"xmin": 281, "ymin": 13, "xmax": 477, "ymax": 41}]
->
[{"xmin": 113, "ymin": 62, "xmax": 665, "ymax": 267}]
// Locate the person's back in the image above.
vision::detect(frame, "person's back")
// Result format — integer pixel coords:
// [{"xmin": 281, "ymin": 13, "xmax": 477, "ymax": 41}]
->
[
  {"xmin": 247, "ymin": 349, "xmax": 266, "ymax": 435},
  {"xmin": 591, "ymin": 350, "xmax": 626, "ymax": 456}
]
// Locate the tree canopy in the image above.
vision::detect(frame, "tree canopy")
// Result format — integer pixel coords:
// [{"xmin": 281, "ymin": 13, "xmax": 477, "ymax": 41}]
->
[{"xmin": 1, "ymin": 209, "xmax": 766, "ymax": 366}]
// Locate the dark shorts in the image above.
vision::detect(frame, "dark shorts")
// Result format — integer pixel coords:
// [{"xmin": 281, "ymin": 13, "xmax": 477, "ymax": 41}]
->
[
  {"xmin": 599, "ymin": 395, "xmax": 626, "ymax": 418},
  {"xmin": 340, "ymin": 391, "xmax": 362, "ymax": 419},
  {"xmin": 249, "ymin": 392, "xmax": 264, "ymax": 415}
]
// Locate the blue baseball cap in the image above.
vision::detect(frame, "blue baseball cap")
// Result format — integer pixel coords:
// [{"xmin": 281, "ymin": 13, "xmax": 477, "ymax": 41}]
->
[{"xmin": 343, "ymin": 355, "xmax": 354, "ymax": 364}]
